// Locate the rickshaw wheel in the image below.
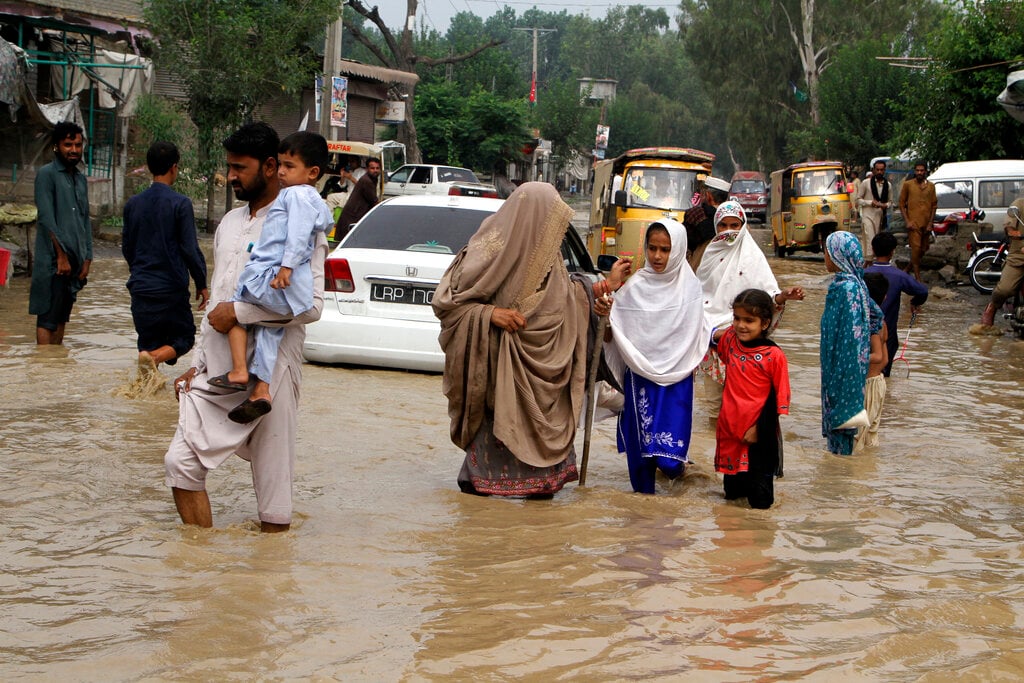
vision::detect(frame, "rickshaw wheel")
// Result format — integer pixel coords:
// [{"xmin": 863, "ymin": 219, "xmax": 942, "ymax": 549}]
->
[{"xmin": 773, "ymin": 236, "xmax": 787, "ymax": 258}]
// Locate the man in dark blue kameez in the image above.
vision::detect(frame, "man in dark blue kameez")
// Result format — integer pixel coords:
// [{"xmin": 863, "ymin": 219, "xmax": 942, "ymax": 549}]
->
[{"xmin": 122, "ymin": 141, "xmax": 209, "ymax": 366}]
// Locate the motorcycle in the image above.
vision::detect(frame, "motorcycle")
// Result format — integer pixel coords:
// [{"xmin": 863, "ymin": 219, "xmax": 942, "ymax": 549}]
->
[
  {"xmin": 932, "ymin": 189, "xmax": 986, "ymax": 236},
  {"xmin": 966, "ymin": 231, "xmax": 1007, "ymax": 294}
]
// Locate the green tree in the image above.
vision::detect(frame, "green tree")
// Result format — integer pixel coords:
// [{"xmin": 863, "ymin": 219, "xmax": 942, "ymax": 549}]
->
[
  {"xmin": 346, "ymin": 0, "xmax": 503, "ymax": 163},
  {"xmin": 533, "ymin": 77, "xmax": 599, "ymax": 160},
  {"xmin": 144, "ymin": 0, "xmax": 339, "ymax": 228},
  {"xmin": 679, "ymin": 0, "xmax": 942, "ymax": 173},
  {"xmin": 415, "ymin": 82, "xmax": 529, "ymax": 172},
  {"xmin": 893, "ymin": 0, "xmax": 1024, "ymax": 164},
  {"xmin": 790, "ymin": 39, "xmax": 913, "ymax": 166}
]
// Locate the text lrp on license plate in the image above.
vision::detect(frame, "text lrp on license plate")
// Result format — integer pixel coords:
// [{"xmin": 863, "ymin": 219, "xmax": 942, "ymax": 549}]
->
[{"xmin": 370, "ymin": 282, "xmax": 436, "ymax": 305}]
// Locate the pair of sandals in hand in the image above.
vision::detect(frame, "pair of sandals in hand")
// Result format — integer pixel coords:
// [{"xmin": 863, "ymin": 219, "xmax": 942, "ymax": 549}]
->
[{"xmin": 208, "ymin": 373, "xmax": 272, "ymax": 424}]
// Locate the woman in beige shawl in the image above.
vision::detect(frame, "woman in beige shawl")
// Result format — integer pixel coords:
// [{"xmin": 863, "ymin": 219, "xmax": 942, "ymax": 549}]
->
[{"xmin": 433, "ymin": 182, "xmax": 619, "ymax": 497}]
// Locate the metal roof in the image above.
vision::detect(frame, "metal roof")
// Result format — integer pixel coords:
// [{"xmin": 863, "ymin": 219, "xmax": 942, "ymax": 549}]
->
[{"xmin": 338, "ymin": 59, "xmax": 418, "ymax": 86}]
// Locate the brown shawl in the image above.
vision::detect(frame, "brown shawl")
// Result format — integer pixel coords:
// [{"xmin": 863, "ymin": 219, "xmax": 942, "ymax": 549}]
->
[{"xmin": 432, "ymin": 182, "xmax": 589, "ymax": 467}]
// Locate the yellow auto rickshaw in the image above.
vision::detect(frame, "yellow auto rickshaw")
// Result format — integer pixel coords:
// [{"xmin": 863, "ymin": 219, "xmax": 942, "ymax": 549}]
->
[
  {"xmin": 587, "ymin": 146, "xmax": 715, "ymax": 270},
  {"xmin": 769, "ymin": 161, "xmax": 851, "ymax": 257}
]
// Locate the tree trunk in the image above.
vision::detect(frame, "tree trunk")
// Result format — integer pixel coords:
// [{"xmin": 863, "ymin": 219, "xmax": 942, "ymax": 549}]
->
[
  {"xmin": 398, "ymin": 84, "xmax": 421, "ymax": 163},
  {"xmin": 205, "ymin": 176, "xmax": 217, "ymax": 233},
  {"xmin": 800, "ymin": 0, "xmax": 821, "ymax": 126}
]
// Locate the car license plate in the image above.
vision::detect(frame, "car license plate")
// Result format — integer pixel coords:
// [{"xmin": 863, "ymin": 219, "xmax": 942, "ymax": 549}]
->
[{"xmin": 370, "ymin": 282, "xmax": 435, "ymax": 305}]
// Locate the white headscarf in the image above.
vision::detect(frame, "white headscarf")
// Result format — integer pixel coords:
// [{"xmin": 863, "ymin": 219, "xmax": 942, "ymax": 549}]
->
[
  {"xmin": 696, "ymin": 200, "xmax": 781, "ymax": 329},
  {"xmin": 605, "ymin": 219, "xmax": 710, "ymax": 386}
]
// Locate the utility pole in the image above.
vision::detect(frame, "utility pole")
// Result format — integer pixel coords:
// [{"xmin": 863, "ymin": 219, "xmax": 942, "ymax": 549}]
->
[
  {"xmin": 512, "ymin": 26, "xmax": 554, "ymax": 107},
  {"xmin": 512, "ymin": 26, "xmax": 554, "ymax": 181},
  {"xmin": 320, "ymin": 4, "xmax": 345, "ymax": 140}
]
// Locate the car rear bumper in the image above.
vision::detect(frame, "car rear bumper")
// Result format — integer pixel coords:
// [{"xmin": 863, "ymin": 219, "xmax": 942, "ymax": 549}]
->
[{"xmin": 303, "ymin": 311, "xmax": 444, "ymax": 372}]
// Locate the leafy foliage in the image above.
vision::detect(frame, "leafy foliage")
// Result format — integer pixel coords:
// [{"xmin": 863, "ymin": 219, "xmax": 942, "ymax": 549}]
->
[
  {"xmin": 415, "ymin": 82, "xmax": 530, "ymax": 171},
  {"xmin": 790, "ymin": 39, "xmax": 913, "ymax": 166},
  {"xmin": 144, "ymin": 0, "xmax": 340, "ymax": 191},
  {"xmin": 893, "ymin": 0, "xmax": 1024, "ymax": 164}
]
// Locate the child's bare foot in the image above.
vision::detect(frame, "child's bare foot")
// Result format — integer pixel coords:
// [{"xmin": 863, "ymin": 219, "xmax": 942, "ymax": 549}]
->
[
  {"xmin": 138, "ymin": 351, "xmax": 156, "ymax": 369},
  {"xmin": 226, "ymin": 370, "xmax": 249, "ymax": 385},
  {"xmin": 208, "ymin": 372, "xmax": 250, "ymax": 391}
]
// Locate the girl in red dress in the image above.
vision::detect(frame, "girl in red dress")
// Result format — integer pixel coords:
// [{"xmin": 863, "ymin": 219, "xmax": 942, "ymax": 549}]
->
[{"xmin": 711, "ymin": 289, "xmax": 791, "ymax": 509}]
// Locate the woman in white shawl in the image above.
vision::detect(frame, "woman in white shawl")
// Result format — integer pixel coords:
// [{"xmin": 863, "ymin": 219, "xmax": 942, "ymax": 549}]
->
[
  {"xmin": 696, "ymin": 201, "xmax": 804, "ymax": 388},
  {"xmin": 604, "ymin": 219, "xmax": 710, "ymax": 494}
]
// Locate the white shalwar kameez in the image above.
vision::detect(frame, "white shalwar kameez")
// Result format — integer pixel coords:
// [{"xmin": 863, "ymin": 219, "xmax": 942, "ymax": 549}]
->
[{"xmin": 164, "ymin": 202, "xmax": 328, "ymax": 525}]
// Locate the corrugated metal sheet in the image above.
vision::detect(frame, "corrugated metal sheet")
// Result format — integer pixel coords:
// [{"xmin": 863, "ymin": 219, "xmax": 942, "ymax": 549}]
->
[
  {"xmin": 253, "ymin": 94, "xmax": 303, "ymax": 138},
  {"xmin": 346, "ymin": 96, "xmax": 374, "ymax": 143},
  {"xmin": 17, "ymin": 0, "xmax": 144, "ymax": 22},
  {"xmin": 339, "ymin": 60, "xmax": 418, "ymax": 86}
]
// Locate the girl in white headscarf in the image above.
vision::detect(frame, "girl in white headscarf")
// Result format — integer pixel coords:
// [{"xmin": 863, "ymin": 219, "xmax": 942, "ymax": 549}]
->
[
  {"xmin": 604, "ymin": 219, "xmax": 710, "ymax": 494},
  {"xmin": 696, "ymin": 200, "xmax": 804, "ymax": 388}
]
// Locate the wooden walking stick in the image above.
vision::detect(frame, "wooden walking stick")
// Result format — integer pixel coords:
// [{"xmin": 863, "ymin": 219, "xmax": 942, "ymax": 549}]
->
[{"xmin": 579, "ymin": 315, "xmax": 609, "ymax": 486}]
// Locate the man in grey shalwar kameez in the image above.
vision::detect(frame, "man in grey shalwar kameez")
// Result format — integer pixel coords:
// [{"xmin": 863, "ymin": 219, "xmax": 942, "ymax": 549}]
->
[{"xmin": 164, "ymin": 122, "xmax": 328, "ymax": 532}]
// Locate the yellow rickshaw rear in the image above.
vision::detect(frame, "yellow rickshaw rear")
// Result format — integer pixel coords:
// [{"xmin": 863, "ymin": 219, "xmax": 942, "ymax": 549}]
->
[{"xmin": 769, "ymin": 162, "xmax": 851, "ymax": 257}]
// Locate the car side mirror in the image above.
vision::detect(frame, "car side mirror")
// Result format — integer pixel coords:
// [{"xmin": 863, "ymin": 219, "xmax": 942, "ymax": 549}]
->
[
  {"xmin": 596, "ymin": 254, "xmax": 619, "ymax": 272},
  {"xmin": 613, "ymin": 190, "xmax": 628, "ymax": 208}
]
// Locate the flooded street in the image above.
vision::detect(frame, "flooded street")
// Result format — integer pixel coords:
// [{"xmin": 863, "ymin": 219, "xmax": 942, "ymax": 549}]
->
[{"xmin": 2, "ymin": 232, "xmax": 1024, "ymax": 681}]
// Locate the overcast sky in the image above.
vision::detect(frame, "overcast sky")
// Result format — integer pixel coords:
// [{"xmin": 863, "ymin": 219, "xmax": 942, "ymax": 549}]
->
[{"xmin": 376, "ymin": 1, "xmax": 681, "ymax": 34}]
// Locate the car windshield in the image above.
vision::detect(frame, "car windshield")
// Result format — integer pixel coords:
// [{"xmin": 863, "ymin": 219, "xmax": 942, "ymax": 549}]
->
[
  {"xmin": 792, "ymin": 169, "xmax": 843, "ymax": 197},
  {"xmin": 732, "ymin": 180, "xmax": 766, "ymax": 194},
  {"xmin": 344, "ymin": 205, "xmax": 494, "ymax": 254},
  {"xmin": 619, "ymin": 167, "xmax": 698, "ymax": 210}
]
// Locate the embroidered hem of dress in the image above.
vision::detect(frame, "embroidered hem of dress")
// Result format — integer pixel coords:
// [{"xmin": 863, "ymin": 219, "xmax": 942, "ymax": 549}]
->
[{"xmin": 467, "ymin": 465, "xmax": 579, "ymax": 495}]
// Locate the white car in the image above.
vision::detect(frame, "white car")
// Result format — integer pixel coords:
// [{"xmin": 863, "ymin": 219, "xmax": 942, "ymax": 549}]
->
[
  {"xmin": 303, "ymin": 194, "xmax": 599, "ymax": 372},
  {"xmin": 383, "ymin": 164, "xmax": 498, "ymax": 198}
]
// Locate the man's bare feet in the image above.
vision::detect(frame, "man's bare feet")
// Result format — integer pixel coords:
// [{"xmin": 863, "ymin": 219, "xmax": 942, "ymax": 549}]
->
[{"xmin": 145, "ymin": 345, "xmax": 178, "ymax": 365}]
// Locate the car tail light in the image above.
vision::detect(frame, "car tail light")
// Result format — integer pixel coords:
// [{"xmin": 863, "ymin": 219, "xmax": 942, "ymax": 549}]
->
[{"xmin": 324, "ymin": 258, "xmax": 355, "ymax": 292}]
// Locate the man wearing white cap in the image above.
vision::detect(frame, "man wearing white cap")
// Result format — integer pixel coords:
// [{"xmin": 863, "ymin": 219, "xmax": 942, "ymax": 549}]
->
[{"xmin": 683, "ymin": 176, "xmax": 731, "ymax": 270}]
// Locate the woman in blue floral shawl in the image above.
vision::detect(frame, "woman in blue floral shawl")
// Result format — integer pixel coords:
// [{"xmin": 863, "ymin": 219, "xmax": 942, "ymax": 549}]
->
[{"xmin": 820, "ymin": 231, "xmax": 883, "ymax": 455}]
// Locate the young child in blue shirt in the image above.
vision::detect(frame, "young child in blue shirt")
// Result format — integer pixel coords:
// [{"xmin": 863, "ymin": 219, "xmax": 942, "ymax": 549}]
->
[{"xmin": 208, "ymin": 132, "xmax": 333, "ymax": 423}]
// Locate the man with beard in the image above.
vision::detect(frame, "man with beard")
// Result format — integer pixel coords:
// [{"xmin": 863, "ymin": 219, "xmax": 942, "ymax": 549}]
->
[
  {"xmin": 898, "ymin": 162, "xmax": 938, "ymax": 281},
  {"xmin": 334, "ymin": 157, "xmax": 381, "ymax": 240},
  {"xmin": 164, "ymin": 122, "xmax": 329, "ymax": 532},
  {"xmin": 855, "ymin": 160, "xmax": 892, "ymax": 253},
  {"xmin": 30, "ymin": 121, "xmax": 92, "ymax": 345}
]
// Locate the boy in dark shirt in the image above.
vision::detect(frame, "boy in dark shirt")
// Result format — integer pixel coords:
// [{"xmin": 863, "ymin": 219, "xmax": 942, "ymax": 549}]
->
[{"xmin": 122, "ymin": 141, "xmax": 209, "ymax": 367}]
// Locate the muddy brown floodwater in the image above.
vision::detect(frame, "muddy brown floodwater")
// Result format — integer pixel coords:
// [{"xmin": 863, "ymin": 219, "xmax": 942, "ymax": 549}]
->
[{"xmin": 2, "ymin": 232, "xmax": 1024, "ymax": 681}]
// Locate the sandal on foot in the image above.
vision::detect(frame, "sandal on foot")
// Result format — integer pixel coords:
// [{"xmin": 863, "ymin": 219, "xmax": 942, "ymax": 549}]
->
[
  {"xmin": 228, "ymin": 398, "xmax": 272, "ymax": 424},
  {"xmin": 208, "ymin": 373, "xmax": 248, "ymax": 392}
]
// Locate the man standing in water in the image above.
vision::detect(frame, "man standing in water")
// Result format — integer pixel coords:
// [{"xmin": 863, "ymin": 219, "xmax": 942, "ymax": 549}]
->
[
  {"xmin": 979, "ymin": 194, "xmax": 1024, "ymax": 328},
  {"xmin": 164, "ymin": 122, "xmax": 328, "ymax": 532},
  {"xmin": 855, "ymin": 160, "xmax": 892, "ymax": 253},
  {"xmin": 30, "ymin": 121, "xmax": 92, "ymax": 345},
  {"xmin": 122, "ymin": 141, "xmax": 209, "ymax": 367},
  {"xmin": 898, "ymin": 162, "xmax": 938, "ymax": 281}
]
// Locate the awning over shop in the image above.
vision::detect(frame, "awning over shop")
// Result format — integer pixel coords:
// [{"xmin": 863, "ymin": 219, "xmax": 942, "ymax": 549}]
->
[{"xmin": 338, "ymin": 60, "xmax": 418, "ymax": 87}]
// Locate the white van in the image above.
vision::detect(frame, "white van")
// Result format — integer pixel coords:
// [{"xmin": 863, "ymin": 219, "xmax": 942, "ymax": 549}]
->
[{"xmin": 928, "ymin": 160, "xmax": 1024, "ymax": 228}]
